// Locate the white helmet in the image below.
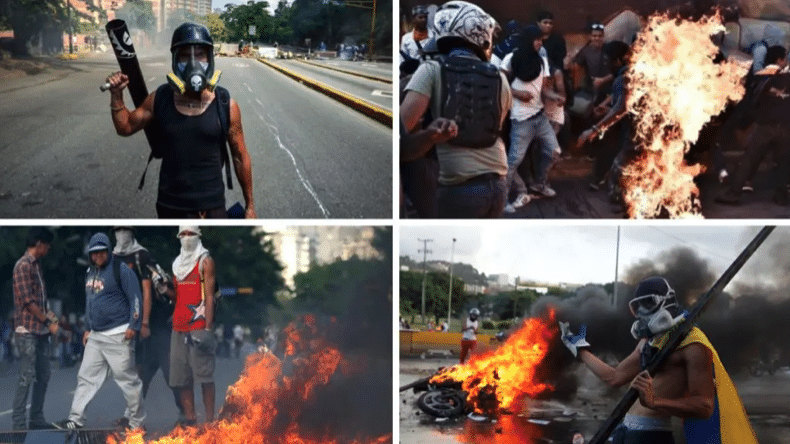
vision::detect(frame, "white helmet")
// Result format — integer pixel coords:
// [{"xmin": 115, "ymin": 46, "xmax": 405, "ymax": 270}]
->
[
  {"xmin": 469, "ymin": 308, "xmax": 480, "ymax": 320},
  {"xmin": 433, "ymin": 1, "xmax": 498, "ymax": 56}
]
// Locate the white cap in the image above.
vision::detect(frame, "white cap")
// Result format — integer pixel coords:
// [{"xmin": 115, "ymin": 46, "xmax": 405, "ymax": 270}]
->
[{"xmin": 177, "ymin": 226, "xmax": 201, "ymax": 237}]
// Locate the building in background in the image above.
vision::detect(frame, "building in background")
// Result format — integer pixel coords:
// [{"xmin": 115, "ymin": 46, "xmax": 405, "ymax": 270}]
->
[{"xmin": 263, "ymin": 227, "xmax": 379, "ymax": 292}]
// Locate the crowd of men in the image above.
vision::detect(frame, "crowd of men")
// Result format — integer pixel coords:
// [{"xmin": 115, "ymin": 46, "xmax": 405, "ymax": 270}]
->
[
  {"xmin": 10, "ymin": 226, "xmax": 219, "ymax": 433},
  {"xmin": 399, "ymin": 1, "xmax": 790, "ymax": 218}
]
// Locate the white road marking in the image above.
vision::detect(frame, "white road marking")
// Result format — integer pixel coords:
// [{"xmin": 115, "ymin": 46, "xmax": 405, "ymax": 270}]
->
[
  {"xmin": 149, "ymin": 77, "xmax": 156, "ymax": 84},
  {"xmin": 257, "ymin": 114, "xmax": 330, "ymax": 218},
  {"xmin": 371, "ymin": 89, "xmax": 392, "ymax": 97},
  {"xmin": 245, "ymin": 83, "xmax": 253, "ymax": 93},
  {"xmin": 0, "ymin": 404, "xmax": 29, "ymax": 417}
]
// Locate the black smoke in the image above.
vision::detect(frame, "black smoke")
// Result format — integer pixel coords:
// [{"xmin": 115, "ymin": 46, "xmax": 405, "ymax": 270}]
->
[{"xmin": 527, "ymin": 244, "xmax": 790, "ymax": 402}]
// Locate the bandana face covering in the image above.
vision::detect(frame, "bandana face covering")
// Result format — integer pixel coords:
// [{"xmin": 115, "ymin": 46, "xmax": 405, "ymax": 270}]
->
[
  {"xmin": 115, "ymin": 229, "xmax": 133, "ymax": 251},
  {"xmin": 180, "ymin": 235, "xmax": 200, "ymax": 253}
]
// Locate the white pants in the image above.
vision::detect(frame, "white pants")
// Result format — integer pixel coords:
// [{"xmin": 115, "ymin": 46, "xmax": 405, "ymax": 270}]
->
[{"xmin": 68, "ymin": 331, "xmax": 145, "ymax": 429}]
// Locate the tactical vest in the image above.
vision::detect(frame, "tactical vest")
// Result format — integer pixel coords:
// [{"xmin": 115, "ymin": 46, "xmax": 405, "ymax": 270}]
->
[{"xmin": 439, "ymin": 56, "xmax": 503, "ymax": 148}]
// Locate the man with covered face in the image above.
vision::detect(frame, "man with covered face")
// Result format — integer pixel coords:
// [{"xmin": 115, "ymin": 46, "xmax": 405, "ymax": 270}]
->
[
  {"xmin": 156, "ymin": 226, "xmax": 217, "ymax": 427},
  {"xmin": 105, "ymin": 22, "xmax": 255, "ymax": 219},
  {"xmin": 111, "ymin": 226, "xmax": 183, "ymax": 428},
  {"xmin": 559, "ymin": 277, "xmax": 756, "ymax": 444}
]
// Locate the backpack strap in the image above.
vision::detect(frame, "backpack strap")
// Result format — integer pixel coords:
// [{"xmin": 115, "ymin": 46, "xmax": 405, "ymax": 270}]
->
[
  {"xmin": 216, "ymin": 86, "xmax": 234, "ymax": 190},
  {"xmin": 138, "ymin": 85, "xmax": 172, "ymax": 190},
  {"xmin": 113, "ymin": 258, "xmax": 125, "ymax": 297}
]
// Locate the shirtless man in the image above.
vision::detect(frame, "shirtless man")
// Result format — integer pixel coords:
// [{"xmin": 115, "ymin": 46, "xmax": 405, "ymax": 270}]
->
[
  {"xmin": 106, "ymin": 23, "xmax": 256, "ymax": 219},
  {"xmin": 560, "ymin": 276, "xmax": 757, "ymax": 443}
]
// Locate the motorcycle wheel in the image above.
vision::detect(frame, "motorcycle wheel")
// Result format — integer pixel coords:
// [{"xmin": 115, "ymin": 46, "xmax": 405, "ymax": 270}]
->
[{"xmin": 417, "ymin": 389, "xmax": 465, "ymax": 418}]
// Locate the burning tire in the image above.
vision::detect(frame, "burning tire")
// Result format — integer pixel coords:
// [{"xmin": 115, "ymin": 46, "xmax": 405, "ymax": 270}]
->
[{"xmin": 417, "ymin": 389, "xmax": 466, "ymax": 418}]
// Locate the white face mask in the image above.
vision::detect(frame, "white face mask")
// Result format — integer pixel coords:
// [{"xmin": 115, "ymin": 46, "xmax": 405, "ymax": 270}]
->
[
  {"xmin": 180, "ymin": 235, "xmax": 200, "ymax": 252},
  {"xmin": 115, "ymin": 229, "xmax": 133, "ymax": 249}
]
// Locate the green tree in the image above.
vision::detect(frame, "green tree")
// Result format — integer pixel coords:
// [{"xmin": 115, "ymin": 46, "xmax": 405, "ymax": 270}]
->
[
  {"xmin": 0, "ymin": 0, "xmax": 66, "ymax": 56},
  {"xmin": 197, "ymin": 11, "xmax": 229, "ymax": 42},
  {"xmin": 399, "ymin": 270, "xmax": 467, "ymax": 323},
  {"xmin": 221, "ymin": 1, "xmax": 274, "ymax": 43},
  {"xmin": 0, "ymin": 227, "xmax": 285, "ymax": 328}
]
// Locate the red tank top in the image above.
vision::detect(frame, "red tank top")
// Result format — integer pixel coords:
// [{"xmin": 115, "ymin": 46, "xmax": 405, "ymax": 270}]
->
[{"xmin": 172, "ymin": 260, "xmax": 206, "ymax": 332}]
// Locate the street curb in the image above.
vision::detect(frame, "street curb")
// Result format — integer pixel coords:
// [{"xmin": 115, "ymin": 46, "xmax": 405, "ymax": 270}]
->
[
  {"xmin": 294, "ymin": 58, "xmax": 392, "ymax": 84},
  {"xmin": 257, "ymin": 57, "xmax": 392, "ymax": 127}
]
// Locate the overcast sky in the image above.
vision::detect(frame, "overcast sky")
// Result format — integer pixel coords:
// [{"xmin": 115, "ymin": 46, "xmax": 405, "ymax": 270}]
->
[{"xmin": 399, "ymin": 224, "xmax": 785, "ymax": 289}]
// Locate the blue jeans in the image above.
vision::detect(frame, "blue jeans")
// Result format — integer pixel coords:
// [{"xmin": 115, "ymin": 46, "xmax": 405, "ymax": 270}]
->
[
  {"xmin": 12, "ymin": 333, "xmax": 51, "ymax": 429},
  {"xmin": 437, "ymin": 174, "xmax": 507, "ymax": 218},
  {"xmin": 506, "ymin": 113, "xmax": 559, "ymax": 197}
]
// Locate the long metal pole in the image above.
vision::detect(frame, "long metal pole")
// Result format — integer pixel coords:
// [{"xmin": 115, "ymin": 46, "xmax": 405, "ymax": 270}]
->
[
  {"xmin": 447, "ymin": 238, "xmax": 456, "ymax": 331},
  {"xmin": 588, "ymin": 226, "xmax": 775, "ymax": 444},
  {"xmin": 613, "ymin": 226, "xmax": 620, "ymax": 307}
]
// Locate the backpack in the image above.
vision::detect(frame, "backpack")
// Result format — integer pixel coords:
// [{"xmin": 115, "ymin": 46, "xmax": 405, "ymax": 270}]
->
[
  {"xmin": 439, "ymin": 56, "xmax": 503, "ymax": 148},
  {"xmin": 138, "ymin": 85, "xmax": 234, "ymax": 190}
]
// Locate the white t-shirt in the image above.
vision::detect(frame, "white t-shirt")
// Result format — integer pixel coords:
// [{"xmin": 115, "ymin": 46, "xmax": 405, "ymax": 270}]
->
[
  {"xmin": 502, "ymin": 52, "xmax": 549, "ymax": 121},
  {"xmin": 400, "ymin": 29, "xmax": 436, "ymax": 64},
  {"xmin": 462, "ymin": 318, "xmax": 478, "ymax": 341}
]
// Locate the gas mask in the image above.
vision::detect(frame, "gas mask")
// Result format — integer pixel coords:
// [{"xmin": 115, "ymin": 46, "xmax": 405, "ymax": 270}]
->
[
  {"xmin": 167, "ymin": 44, "xmax": 221, "ymax": 94},
  {"xmin": 180, "ymin": 234, "xmax": 200, "ymax": 253},
  {"xmin": 629, "ymin": 293, "xmax": 684, "ymax": 339}
]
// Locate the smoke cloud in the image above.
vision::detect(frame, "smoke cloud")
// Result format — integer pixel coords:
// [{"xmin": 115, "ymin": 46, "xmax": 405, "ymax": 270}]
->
[{"xmin": 529, "ymin": 244, "xmax": 790, "ymax": 402}]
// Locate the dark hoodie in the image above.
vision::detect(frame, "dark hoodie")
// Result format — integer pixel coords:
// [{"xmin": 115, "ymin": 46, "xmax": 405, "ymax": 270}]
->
[
  {"xmin": 85, "ymin": 233, "xmax": 142, "ymax": 333},
  {"xmin": 511, "ymin": 25, "xmax": 545, "ymax": 83}
]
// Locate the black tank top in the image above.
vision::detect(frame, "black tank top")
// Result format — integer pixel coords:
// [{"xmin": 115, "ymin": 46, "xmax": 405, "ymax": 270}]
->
[{"xmin": 154, "ymin": 86, "xmax": 225, "ymax": 211}]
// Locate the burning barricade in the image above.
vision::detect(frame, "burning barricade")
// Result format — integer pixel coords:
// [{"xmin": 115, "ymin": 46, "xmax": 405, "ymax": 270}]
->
[
  {"xmin": 110, "ymin": 315, "xmax": 392, "ymax": 444},
  {"xmin": 401, "ymin": 312, "xmax": 558, "ymax": 420}
]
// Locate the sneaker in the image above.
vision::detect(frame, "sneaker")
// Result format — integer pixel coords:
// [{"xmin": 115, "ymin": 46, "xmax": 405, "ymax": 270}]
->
[
  {"xmin": 52, "ymin": 419, "xmax": 83, "ymax": 430},
  {"xmin": 29, "ymin": 421, "xmax": 55, "ymax": 430},
  {"xmin": 512, "ymin": 193, "xmax": 531, "ymax": 208},
  {"xmin": 718, "ymin": 169, "xmax": 729, "ymax": 184},
  {"xmin": 530, "ymin": 183, "xmax": 557, "ymax": 198},
  {"xmin": 113, "ymin": 417, "xmax": 130, "ymax": 429},
  {"xmin": 502, "ymin": 204, "xmax": 516, "ymax": 214},
  {"xmin": 742, "ymin": 181, "xmax": 754, "ymax": 193}
]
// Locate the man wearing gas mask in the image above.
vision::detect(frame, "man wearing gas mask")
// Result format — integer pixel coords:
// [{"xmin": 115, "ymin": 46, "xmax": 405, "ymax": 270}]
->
[
  {"xmin": 559, "ymin": 277, "xmax": 756, "ymax": 444},
  {"xmin": 105, "ymin": 23, "xmax": 256, "ymax": 219},
  {"xmin": 156, "ymin": 226, "xmax": 217, "ymax": 427}
]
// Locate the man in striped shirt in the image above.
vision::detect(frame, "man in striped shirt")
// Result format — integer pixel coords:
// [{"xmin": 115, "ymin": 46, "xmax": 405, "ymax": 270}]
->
[{"xmin": 12, "ymin": 228, "xmax": 59, "ymax": 430}]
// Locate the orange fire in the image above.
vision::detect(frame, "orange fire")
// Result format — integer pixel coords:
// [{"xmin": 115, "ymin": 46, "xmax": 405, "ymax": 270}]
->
[
  {"xmin": 108, "ymin": 315, "xmax": 391, "ymax": 444},
  {"xmin": 429, "ymin": 311, "xmax": 557, "ymax": 415},
  {"xmin": 621, "ymin": 12, "xmax": 747, "ymax": 218}
]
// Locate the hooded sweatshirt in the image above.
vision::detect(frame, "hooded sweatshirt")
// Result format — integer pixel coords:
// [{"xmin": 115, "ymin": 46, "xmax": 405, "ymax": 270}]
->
[{"xmin": 85, "ymin": 233, "xmax": 142, "ymax": 333}]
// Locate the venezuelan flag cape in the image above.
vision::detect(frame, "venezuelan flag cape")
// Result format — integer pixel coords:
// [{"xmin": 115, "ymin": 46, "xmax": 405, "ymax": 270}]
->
[{"xmin": 653, "ymin": 327, "xmax": 757, "ymax": 444}]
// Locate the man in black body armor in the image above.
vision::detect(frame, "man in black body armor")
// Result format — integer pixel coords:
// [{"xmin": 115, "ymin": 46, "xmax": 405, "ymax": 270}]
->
[
  {"xmin": 110, "ymin": 226, "xmax": 184, "ymax": 427},
  {"xmin": 400, "ymin": 0, "xmax": 513, "ymax": 218},
  {"xmin": 105, "ymin": 23, "xmax": 256, "ymax": 219}
]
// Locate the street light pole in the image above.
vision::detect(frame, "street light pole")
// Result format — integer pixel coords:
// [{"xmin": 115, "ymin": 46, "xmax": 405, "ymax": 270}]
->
[
  {"xmin": 447, "ymin": 238, "xmax": 456, "ymax": 331},
  {"xmin": 613, "ymin": 226, "xmax": 620, "ymax": 307},
  {"xmin": 418, "ymin": 238, "xmax": 432, "ymax": 323}
]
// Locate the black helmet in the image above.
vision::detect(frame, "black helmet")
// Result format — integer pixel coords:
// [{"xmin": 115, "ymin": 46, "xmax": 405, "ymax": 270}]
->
[
  {"xmin": 168, "ymin": 23, "xmax": 217, "ymax": 93},
  {"xmin": 171, "ymin": 22, "xmax": 214, "ymax": 50}
]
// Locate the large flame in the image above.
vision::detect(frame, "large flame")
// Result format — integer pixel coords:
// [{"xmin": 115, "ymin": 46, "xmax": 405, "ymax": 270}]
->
[
  {"xmin": 621, "ymin": 12, "xmax": 747, "ymax": 218},
  {"xmin": 109, "ymin": 315, "xmax": 391, "ymax": 444},
  {"xmin": 429, "ymin": 311, "xmax": 557, "ymax": 415}
]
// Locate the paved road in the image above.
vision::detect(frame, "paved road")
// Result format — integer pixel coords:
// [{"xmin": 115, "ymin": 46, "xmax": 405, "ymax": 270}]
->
[
  {"xmin": 400, "ymin": 357, "xmax": 790, "ymax": 444},
  {"xmin": 270, "ymin": 59, "xmax": 392, "ymax": 110},
  {"xmin": 0, "ymin": 351, "xmax": 247, "ymax": 435},
  {"xmin": 0, "ymin": 52, "xmax": 392, "ymax": 219}
]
